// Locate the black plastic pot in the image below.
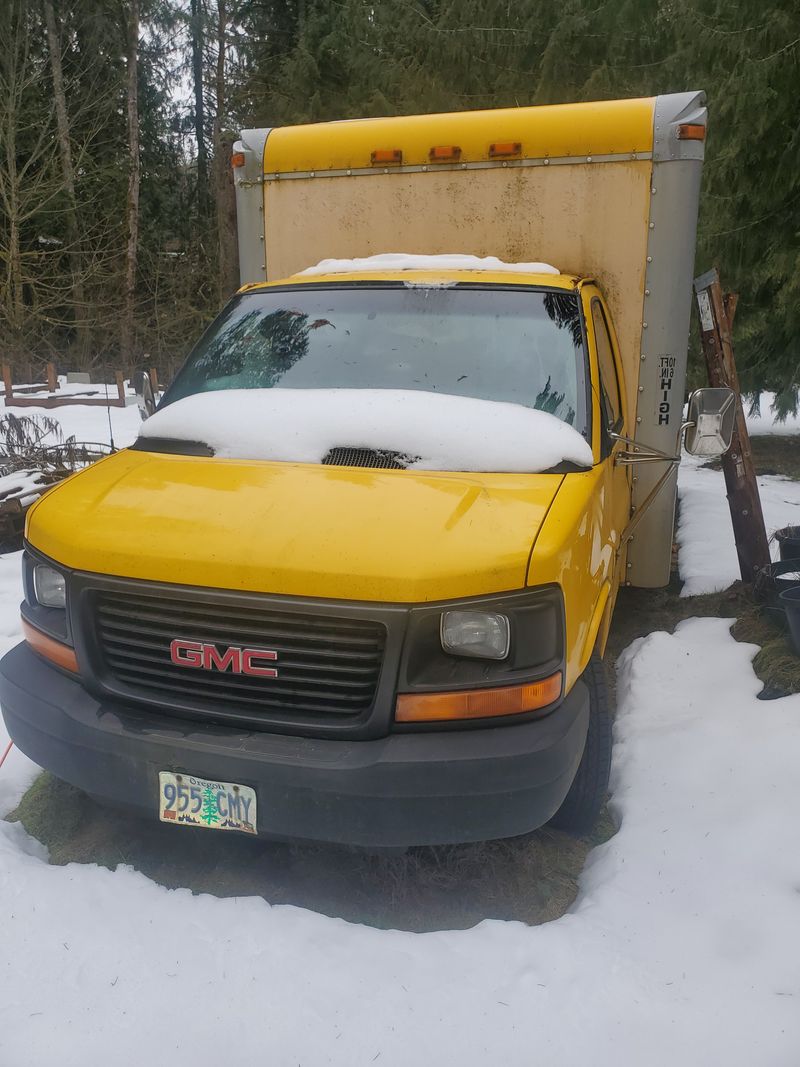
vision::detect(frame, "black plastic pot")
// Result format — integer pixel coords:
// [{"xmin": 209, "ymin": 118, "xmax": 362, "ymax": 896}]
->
[
  {"xmin": 775, "ymin": 525, "xmax": 800, "ymax": 561},
  {"xmin": 779, "ymin": 585, "xmax": 800, "ymax": 655},
  {"xmin": 754, "ymin": 559, "xmax": 800, "ymax": 628}
]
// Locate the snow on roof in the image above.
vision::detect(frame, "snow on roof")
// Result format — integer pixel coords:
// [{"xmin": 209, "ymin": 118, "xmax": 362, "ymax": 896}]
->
[
  {"xmin": 297, "ymin": 253, "xmax": 561, "ymax": 277},
  {"xmin": 140, "ymin": 388, "xmax": 592, "ymax": 473}
]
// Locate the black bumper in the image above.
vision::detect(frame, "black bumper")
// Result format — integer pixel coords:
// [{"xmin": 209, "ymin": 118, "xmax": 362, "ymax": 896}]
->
[{"xmin": 0, "ymin": 642, "xmax": 589, "ymax": 847}]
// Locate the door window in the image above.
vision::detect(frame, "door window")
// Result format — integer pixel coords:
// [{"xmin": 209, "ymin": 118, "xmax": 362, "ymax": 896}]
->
[{"xmin": 591, "ymin": 299, "xmax": 622, "ymax": 432}]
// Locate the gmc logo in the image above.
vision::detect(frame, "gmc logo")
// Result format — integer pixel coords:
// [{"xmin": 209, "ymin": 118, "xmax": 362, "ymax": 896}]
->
[{"xmin": 170, "ymin": 639, "xmax": 278, "ymax": 678}]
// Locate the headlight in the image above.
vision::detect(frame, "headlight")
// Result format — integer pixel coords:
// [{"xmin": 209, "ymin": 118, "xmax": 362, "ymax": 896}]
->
[
  {"xmin": 33, "ymin": 564, "xmax": 66, "ymax": 608},
  {"xmin": 440, "ymin": 610, "xmax": 510, "ymax": 660}
]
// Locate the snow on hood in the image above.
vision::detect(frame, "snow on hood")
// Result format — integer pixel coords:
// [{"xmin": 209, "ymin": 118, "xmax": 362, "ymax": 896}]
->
[
  {"xmin": 297, "ymin": 253, "xmax": 560, "ymax": 277},
  {"xmin": 140, "ymin": 389, "xmax": 592, "ymax": 472}
]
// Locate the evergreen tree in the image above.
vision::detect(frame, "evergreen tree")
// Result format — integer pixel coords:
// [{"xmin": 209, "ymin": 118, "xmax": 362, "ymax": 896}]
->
[
  {"xmin": 232, "ymin": 0, "xmax": 798, "ymax": 408},
  {"xmin": 0, "ymin": 0, "xmax": 796, "ymax": 403}
]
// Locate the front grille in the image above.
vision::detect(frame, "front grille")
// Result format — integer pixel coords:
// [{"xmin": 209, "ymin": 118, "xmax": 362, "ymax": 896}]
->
[
  {"xmin": 93, "ymin": 589, "xmax": 386, "ymax": 722},
  {"xmin": 322, "ymin": 447, "xmax": 418, "ymax": 469}
]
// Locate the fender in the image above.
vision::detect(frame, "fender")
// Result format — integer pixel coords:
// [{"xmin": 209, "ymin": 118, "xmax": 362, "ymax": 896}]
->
[{"xmin": 578, "ymin": 580, "xmax": 612, "ymax": 674}]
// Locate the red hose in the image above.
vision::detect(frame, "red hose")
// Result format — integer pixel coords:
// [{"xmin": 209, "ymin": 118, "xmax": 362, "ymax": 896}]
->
[{"xmin": 0, "ymin": 739, "xmax": 13, "ymax": 770}]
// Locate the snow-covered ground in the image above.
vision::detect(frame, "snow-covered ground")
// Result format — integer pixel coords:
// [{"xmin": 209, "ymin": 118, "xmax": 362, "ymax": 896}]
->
[
  {"xmin": 676, "ymin": 396, "xmax": 800, "ymax": 596},
  {"xmin": 677, "ymin": 454, "xmax": 800, "ymax": 596},
  {"xmin": 1, "ymin": 387, "xmax": 142, "ymax": 451},
  {"xmin": 1, "ymin": 615, "xmax": 798, "ymax": 1065},
  {"xmin": 1, "ymin": 390, "xmax": 799, "ymax": 1065}
]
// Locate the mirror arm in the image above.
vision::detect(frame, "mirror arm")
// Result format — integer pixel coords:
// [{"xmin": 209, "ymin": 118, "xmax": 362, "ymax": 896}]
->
[
  {"xmin": 613, "ymin": 419, "xmax": 696, "ymax": 559},
  {"xmin": 610, "ymin": 423, "xmax": 693, "ymax": 466},
  {"xmin": 616, "ymin": 457, "xmax": 681, "ymax": 557}
]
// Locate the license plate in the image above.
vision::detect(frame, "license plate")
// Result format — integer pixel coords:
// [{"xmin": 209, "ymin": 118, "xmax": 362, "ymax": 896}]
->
[{"xmin": 158, "ymin": 771, "xmax": 257, "ymax": 835}]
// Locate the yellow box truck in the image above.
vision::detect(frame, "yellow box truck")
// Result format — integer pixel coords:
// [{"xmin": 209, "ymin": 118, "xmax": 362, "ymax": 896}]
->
[{"xmin": 0, "ymin": 92, "xmax": 733, "ymax": 846}]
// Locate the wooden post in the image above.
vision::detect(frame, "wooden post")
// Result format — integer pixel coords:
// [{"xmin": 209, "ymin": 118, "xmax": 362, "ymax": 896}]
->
[
  {"xmin": 693, "ymin": 268, "xmax": 770, "ymax": 583},
  {"xmin": 46, "ymin": 362, "xmax": 57, "ymax": 393},
  {"xmin": 149, "ymin": 366, "xmax": 159, "ymax": 396},
  {"xmin": 2, "ymin": 365, "xmax": 13, "ymax": 401},
  {"xmin": 115, "ymin": 370, "xmax": 126, "ymax": 404}
]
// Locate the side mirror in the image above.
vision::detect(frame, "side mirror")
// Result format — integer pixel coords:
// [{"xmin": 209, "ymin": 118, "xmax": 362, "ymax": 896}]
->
[
  {"xmin": 134, "ymin": 370, "xmax": 157, "ymax": 421},
  {"xmin": 684, "ymin": 387, "xmax": 736, "ymax": 458}
]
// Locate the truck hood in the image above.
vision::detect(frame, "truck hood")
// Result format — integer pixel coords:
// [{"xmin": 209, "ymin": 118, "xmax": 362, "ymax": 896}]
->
[{"xmin": 26, "ymin": 449, "xmax": 564, "ymax": 602}]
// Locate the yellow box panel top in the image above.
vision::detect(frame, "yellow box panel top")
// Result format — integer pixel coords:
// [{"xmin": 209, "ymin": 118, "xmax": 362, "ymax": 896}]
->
[{"xmin": 263, "ymin": 97, "xmax": 656, "ymax": 175}]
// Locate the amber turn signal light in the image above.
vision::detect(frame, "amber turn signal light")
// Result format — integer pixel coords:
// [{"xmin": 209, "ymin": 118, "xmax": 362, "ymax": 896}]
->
[
  {"xmin": 22, "ymin": 617, "xmax": 78, "ymax": 673},
  {"xmin": 676, "ymin": 124, "xmax": 706, "ymax": 141},
  {"xmin": 230, "ymin": 151, "xmax": 246, "ymax": 168},
  {"xmin": 395, "ymin": 672, "xmax": 562, "ymax": 723},
  {"xmin": 370, "ymin": 148, "xmax": 403, "ymax": 166},
  {"xmin": 489, "ymin": 141, "xmax": 522, "ymax": 158},
  {"xmin": 429, "ymin": 145, "xmax": 462, "ymax": 162}
]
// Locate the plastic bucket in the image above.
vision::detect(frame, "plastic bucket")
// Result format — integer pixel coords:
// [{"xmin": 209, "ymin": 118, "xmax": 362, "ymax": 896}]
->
[
  {"xmin": 775, "ymin": 526, "xmax": 800, "ymax": 561},
  {"xmin": 754, "ymin": 559, "xmax": 800, "ymax": 629},
  {"xmin": 779, "ymin": 585, "xmax": 800, "ymax": 655}
]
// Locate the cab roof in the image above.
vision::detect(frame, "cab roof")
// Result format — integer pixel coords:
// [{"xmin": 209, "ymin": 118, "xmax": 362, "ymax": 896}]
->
[{"xmin": 239, "ymin": 269, "xmax": 583, "ymax": 293}]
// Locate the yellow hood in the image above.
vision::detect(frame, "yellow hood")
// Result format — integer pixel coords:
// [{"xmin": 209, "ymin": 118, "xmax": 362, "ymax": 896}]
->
[{"xmin": 26, "ymin": 449, "xmax": 563, "ymax": 602}]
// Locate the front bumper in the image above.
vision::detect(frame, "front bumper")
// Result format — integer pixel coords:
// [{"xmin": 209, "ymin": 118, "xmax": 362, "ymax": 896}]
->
[{"xmin": 0, "ymin": 642, "xmax": 589, "ymax": 847}]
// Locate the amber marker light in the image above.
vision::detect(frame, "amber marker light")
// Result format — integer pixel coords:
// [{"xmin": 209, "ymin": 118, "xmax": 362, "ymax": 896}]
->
[
  {"xmin": 429, "ymin": 145, "xmax": 462, "ymax": 162},
  {"xmin": 22, "ymin": 617, "xmax": 78, "ymax": 673},
  {"xmin": 230, "ymin": 151, "xmax": 246, "ymax": 168},
  {"xmin": 395, "ymin": 672, "xmax": 562, "ymax": 723},
  {"xmin": 370, "ymin": 148, "xmax": 403, "ymax": 166},
  {"xmin": 676, "ymin": 124, "xmax": 706, "ymax": 141},
  {"xmin": 488, "ymin": 141, "xmax": 522, "ymax": 158}
]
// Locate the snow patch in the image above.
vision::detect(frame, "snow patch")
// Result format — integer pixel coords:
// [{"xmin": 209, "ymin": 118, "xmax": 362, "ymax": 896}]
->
[
  {"xmin": 298, "ymin": 253, "xmax": 561, "ymax": 277},
  {"xmin": 678, "ymin": 451, "xmax": 800, "ymax": 596},
  {"xmin": 0, "ymin": 470, "xmax": 54, "ymax": 508},
  {"xmin": 140, "ymin": 388, "xmax": 592, "ymax": 472}
]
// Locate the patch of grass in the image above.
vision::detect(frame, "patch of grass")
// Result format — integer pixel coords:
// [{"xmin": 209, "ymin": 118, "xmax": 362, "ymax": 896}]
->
[
  {"xmin": 605, "ymin": 580, "xmax": 749, "ymax": 701},
  {"xmin": 606, "ymin": 577, "xmax": 800, "ymax": 698},
  {"xmin": 731, "ymin": 604, "xmax": 800, "ymax": 696},
  {"xmin": 7, "ymin": 772, "xmax": 614, "ymax": 931}
]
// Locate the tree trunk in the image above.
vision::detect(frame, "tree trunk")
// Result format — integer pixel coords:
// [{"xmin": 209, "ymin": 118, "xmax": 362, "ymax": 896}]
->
[
  {"xmin": 43, "ymin": 0, "xmax": 89, "ymax": 363},
  {"xmin": 7, "ymin": 214, "xmax": 24, "ymax": 338},
  {"xmin": 212, "ymin": 0, "xmax": 238, "ymax": 299},
  {"xmin": 2, "ymin": 102, "xmax": 24, "ymax": 342},
  {"xmin": 191, "ymin": 0, "xmax": 208, "ymax": 218},
  {"xmin": 121, "ymin": 0, "xmax": 140, "ymax": 365}
]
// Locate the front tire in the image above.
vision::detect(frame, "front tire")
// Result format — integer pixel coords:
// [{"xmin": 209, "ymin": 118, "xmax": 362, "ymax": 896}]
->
[{"xmin": 548, "ymin": 655, "xmax": 612, "ymax": 834}]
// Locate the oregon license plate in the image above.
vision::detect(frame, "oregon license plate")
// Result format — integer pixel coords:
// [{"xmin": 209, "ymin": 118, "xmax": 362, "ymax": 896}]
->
[{"xmin": 158, "ymin": 771, "xmax": 257, "ymax": 835}]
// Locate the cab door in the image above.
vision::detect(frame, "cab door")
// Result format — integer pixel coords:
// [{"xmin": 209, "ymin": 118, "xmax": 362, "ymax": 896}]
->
[{"xmin": 580, "ymin": 284, "xmax": 632, "ymax": 625}]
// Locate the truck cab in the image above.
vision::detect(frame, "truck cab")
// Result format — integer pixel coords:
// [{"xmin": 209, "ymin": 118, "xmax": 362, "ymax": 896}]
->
[{"xmin": 1, "ymin": 94, "xmax": 711, "ymax": 847}]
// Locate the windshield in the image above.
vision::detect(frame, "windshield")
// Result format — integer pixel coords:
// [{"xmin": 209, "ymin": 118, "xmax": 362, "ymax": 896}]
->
[{"xmin": 164, "ymin": 283, "xmax": 589, "ymax": 435}]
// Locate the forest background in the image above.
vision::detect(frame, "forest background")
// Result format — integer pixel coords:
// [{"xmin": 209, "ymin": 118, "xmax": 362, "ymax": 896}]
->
[{"xmin": 0, "ymin": 0, "xmax": 797, "ymax": 408}]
